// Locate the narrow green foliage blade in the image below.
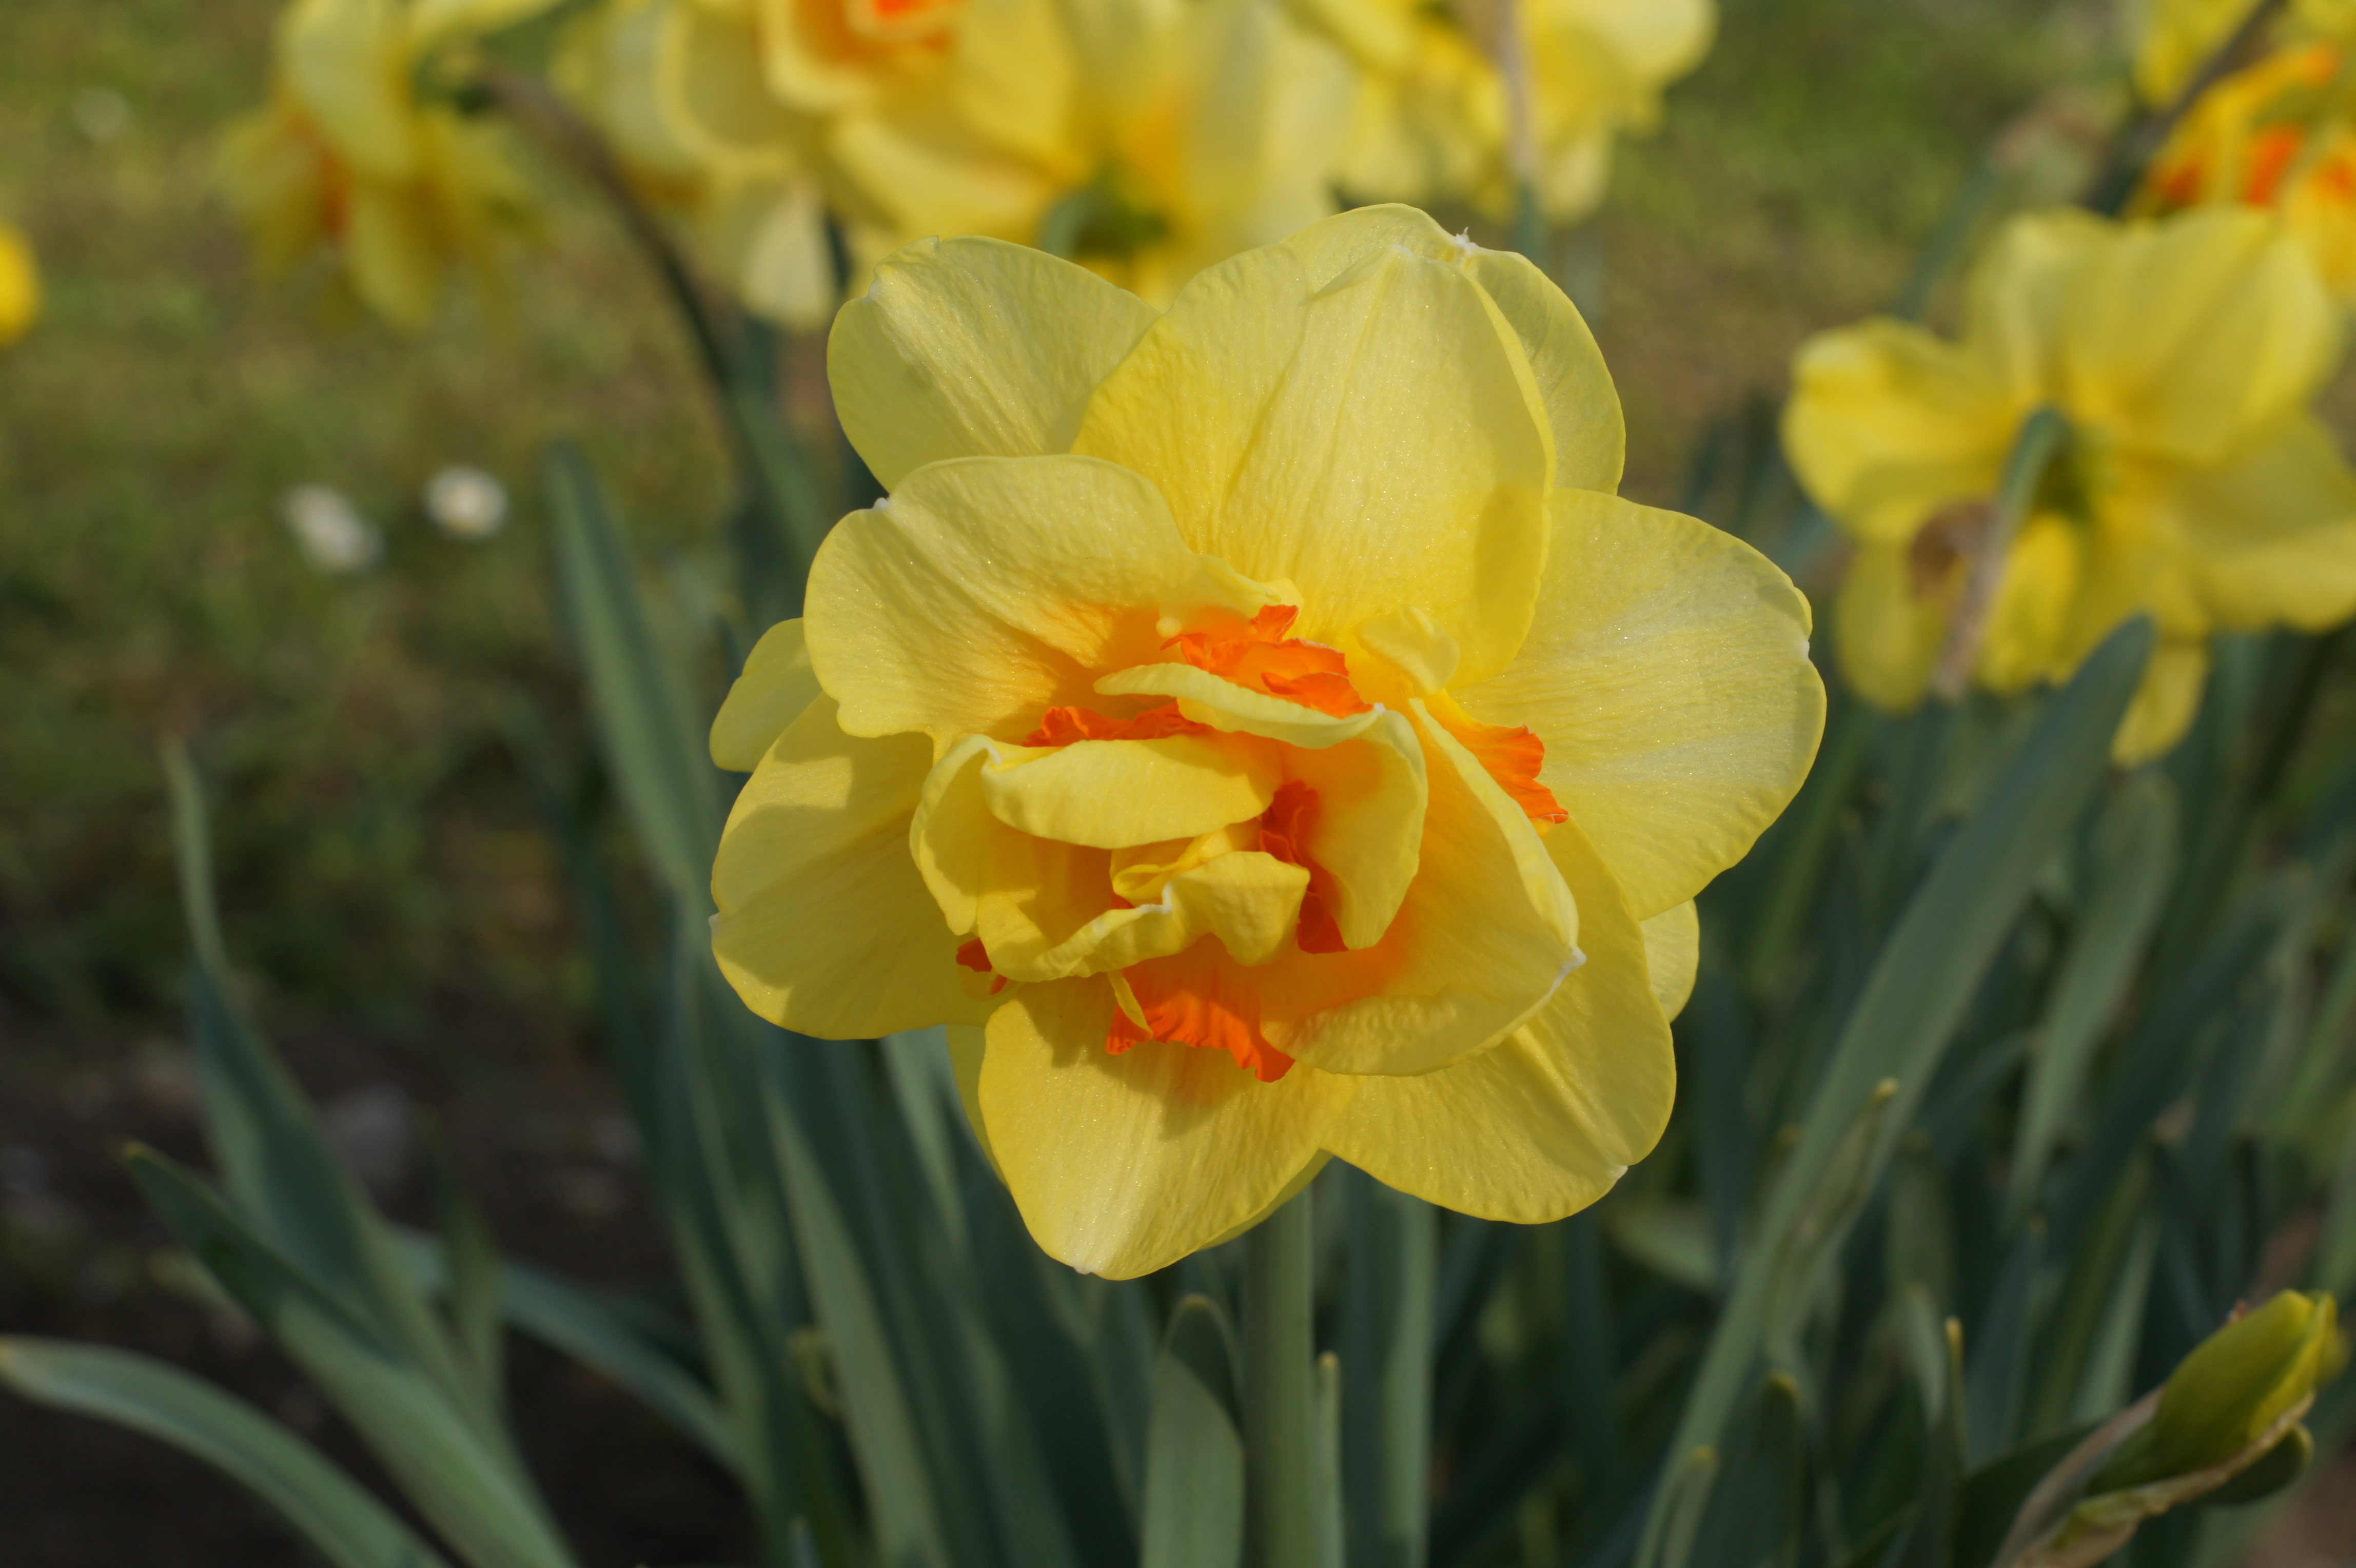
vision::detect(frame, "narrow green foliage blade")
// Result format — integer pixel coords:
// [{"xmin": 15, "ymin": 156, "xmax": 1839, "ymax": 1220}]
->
[
  {"xmin": 0, "ymin": 1337, "xmax": 456, "ymax": 1568},
  {"xmin": 130, "ymin": 1151, "xmax": 578, "ymax": 1568},
  {"xmin": 1341, "ymin": 1172, "xmax": 1435, "ymax": 1568},
  {"xmin": 422, "ymin": 1128, "xmax": 505, "ymax": 1397},
  {"xmin": 1687, "ymin": 1373, "xmax": 1804, "ymax": 1568},
  {"xmin": 1141, "ymin": 1296, "xmax": 1246, "ymax": 1568},
  {"xmin": 1640, "ymin": 618, "xmax": 2153, "ymax": 1564}
]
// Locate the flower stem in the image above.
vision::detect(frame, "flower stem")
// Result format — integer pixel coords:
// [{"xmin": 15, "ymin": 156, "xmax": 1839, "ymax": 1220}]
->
[
  {"xmin": 1935, "ymin": 406, "xmax": 2071, "ymax": 701},
  {"xmin": 1244, "ymin": 1189, "xmax": 1318, "ymax": 1568}
]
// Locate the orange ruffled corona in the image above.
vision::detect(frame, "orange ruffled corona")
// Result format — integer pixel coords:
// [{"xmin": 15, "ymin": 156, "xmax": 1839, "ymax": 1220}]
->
[{"xmin": 709, "ymin": 206, "xmax": 1824, "ymax": 1277}]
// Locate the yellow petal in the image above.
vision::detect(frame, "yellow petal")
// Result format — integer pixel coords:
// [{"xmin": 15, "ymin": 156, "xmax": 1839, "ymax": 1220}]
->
[
  {"xmin": 1641, "ymin": 899, "xmax": 1699, "ymax": 1021},
  {"xmin": 0, "ymin": 224, "xmax": 37, "ymax": 345},
  {"xmin": 977, "ymin": 977, "xmax": 1351, "ymax": 1277},
  {"xmin": 1321, "ymin": 816, "xmax": 1671, "ymax": 1222},
  {"xmin": 1835, "ymin": 539, "xmax": 1946, "ymax": 715},
  {"xmin": 1021, "ymin": 852, "xmax": 1311, "ymax": 979},
  {"xmin": 2060, "ymin": 208, "xmax": 2341, "ymax": 466},
  {"xmin": 830, "ymin": 236, "xmax": 1159, "ymax": 489},
  {"xmin": 1455, "ymin": 491, "xmax": 1824, "ymax": 922},
  {"xmin": 1783, "ymin": 318, "xmax": 2014, "ymax": 545},
  {"xmin": 1960, "ymin": 207, "xmax": 2105, "ymax": 404},
  {"xmin": 982, "ymin": 734, "xmax": 1283, "ymax": 849},
  {"xmin": 2143, "ymin": 415, "xmax": 2356, "ymax": 634},
  {"xmin": 2112, "ymin": 640, "xmax": 2210, "ymax": 767},
  {"xmin": 1279, "ymin": 205, "xmax": 1625, "ymax": 494},
  {"xmin": 712, "ymin": 618, "xmax": 821, "ymax": 771},
  {"xmin": 712, "ymin": 697, "xmax": 987, "ymax": 1037},
  {"xmin": 345, "ymin": 183, "xmax": 443, "ymax": 330},
  {"xmin": 804, "ymin": 455, "xmax": 1268, "ymax": 752},
  {"xmin": 1075, "ymin": 226, "xmax": 1555, "ymax": 683},
  {"xmin": 1258, "ymin": 703, "xmax": 1578, "ymax": 1076},
  {"xmin": 1274, "ymin": 709, "xmax": 1428, "ymax": 949},
  {"xmin": 281, "ymin": 0, "xmax": 418, "ymax": 180},
  {"xmin": 1977, "ymin": 514, "xmax": 2086, "ymax": 695},
  {"xmin": 1095, "ymin": 661, "xmax": 1388, "ymax": 751},
  {"xmin": 946, "ymin": 1022, "xmax": 1002, "ymax": 1179},
  {"xmin": 406, "ymin": 0, "xmax": 561, "ymax": 52},
  {"xmin": 655, "ymin": 0, "xmax": 802, "ymax": 178}
]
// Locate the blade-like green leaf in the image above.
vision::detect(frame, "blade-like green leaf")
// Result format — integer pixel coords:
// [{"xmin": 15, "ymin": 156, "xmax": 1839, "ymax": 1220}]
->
[
  {"xmin": 0, "ymin": 1337, "xmax": 454, "ymax": 1568},
  {"xmin": 1964, "ymin": 1224, "xmax": 2044, "ymax": 1466},
  {"xmin": 1688, "ymin": 1373, "xmax": 1803, "ymax": 1568},
  {"xmin": 423, "ymin": 1129, "xmax": 504, "ymax": 1396},
  {"xmin": 1313, "ymin": 1351, "xmax": 1344, "ymax": 1568},
  {"xmin": 1141, "ymin": 1296, "xmax": 1246, "ymax": 1568},
  {"xmin": 1639, "ymin": 618, "xmax": 2152, "ymax": 1564},
  {"xmin": 130, "ymin": 1150, "xmax": 577, "ymax": 1568},
  {"xmin": 544, "ymin": 443, "xmax": 722, "ymax": 906},
  {"xmin": 2009, "ymin": 773, "xmax": 2178, "ymax": 1222},
  {"xmin": 1341, "ymin": 1173, "xmax": 1434, "ymax": 1568}
]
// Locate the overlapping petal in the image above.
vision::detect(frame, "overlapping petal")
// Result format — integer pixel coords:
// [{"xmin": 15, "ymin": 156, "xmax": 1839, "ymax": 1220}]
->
[
  {"xmin": 1456, "ymin": 491, "xmax": 1823, "ymax": 922},
  {"xmin": 829, "ymin": 237, "xmax": 1160, "ymax": 487},
  {"xmin": 1321, "ymin": 817, "xmax": 1671, "ymax": 1222},
  {"xmin": 711, "ymin": 618, "xmax": 821, "ymax": 771},
  {"xmin": 804, "ymin": 456, "xmax": 1269, "ymax": 750},
  {"xmin": 713, "ymin": 698, "xmax": 988, "ymax": 1037},
  {"xmin": 976, "ymin": 977, "xmax": 1352, "ymax": 1278},
  {"xmin": 1074, "ymin": 224, "xmax": 1556, "ymax": 683},
  {"xmin": 2140, "ymin": 416, "xmax": 2356, "ymax": 632}
]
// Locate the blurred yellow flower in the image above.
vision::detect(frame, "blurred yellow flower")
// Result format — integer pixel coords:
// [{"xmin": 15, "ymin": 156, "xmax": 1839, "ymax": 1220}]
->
[
  {"xmin": 554, "ymin": 0, "xmax": 837, "ymax": 327},
  {"xmin": 1784, "ymin": 207, "xmax": 2356, "ymax": 762},
  {"xmin": 0, "ymin": 223, "xmax": 38, "ymax": 345},
  {"xmin": 218, "ymin": 0, "xmax": 558, "ymax": 328},
  {"xmin": 709, "ymin": 206, "xmax": 1822, "ymax": 1277},
  {"xmin": 2140, "ymin": 38, "xmax": 2356, "ymax": 296},
  {"xmin": 1289, "ymin": 0, "xmax": 1715, "ymax": 224},
  {"xmin": 2129, "ymin": 0, "xmax": 2356, "ymax": 104}
]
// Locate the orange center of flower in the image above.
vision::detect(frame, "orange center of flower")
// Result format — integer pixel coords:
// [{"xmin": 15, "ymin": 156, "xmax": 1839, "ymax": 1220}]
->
[
  {"xmin": 959, "ymin": 606, "xmax": 1566, "ymax": 1084},
  {"xmin": 1165, "ymin": 604, "xmax": 1372, "ymax": 718}
]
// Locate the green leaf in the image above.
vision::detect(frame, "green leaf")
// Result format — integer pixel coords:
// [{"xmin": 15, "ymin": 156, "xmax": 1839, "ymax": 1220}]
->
[
  {"xmin": 1341, "ymin": 1172, "xmax": 1435, "ymax": 1568},
  {"xmin": 1313, "ymin": 1351, "xmax": 1344, "ymax": 1568},
  {"xmin": 543, "ymin": 443, "xmax": 722, "ymax": 907},
  {"xmin": 0, "ymin": 1337, "xmax": 454, "ymax": 1568},
  {"xmin": 129, "ymin": 1150, "xmax": 577, "ymax": 1568},
  {"xmin": 1141, "ymin": 1296, "xmax": 1245, "ymax": 1568},
  {"xmin": 422, "ymin": 1128, "xmax": 504, "ymax": 1396},
  {"xmin": 1640, "ymin": 617, "xmax": 2153, "ymax": 1564},
  {"xmin": 2009, "ymin": 772, "xmax": 2178, "ymax": 1223},
  {"xmin": 1964, "ymin": 1224, "xmax": 2044, "ymax": 1466},
  {"xmin": 1687, "ymin": 1373, "xmax": 1803, "ymax": 1568},
  {"xmin": 162, "ymin": 747, "xmax": 498, "ymax": 1439},
  {"xmin": 1607, "ymin": 1196, "xmax": 1720, "ymax": 1295},
  {"xmin": 391, "ymin": 1228, "xmax": 744, "ymax": 1481},
  {"xmin": 1876, "ymin": 1296, "xmax": 1965, "ymax": 1568}
]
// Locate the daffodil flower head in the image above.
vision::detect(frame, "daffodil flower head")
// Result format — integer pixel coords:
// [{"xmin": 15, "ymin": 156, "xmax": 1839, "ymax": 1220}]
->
[
  {"xmin": 710, "ymin": 205, "xmax": 1823, "ymax": 1277},
  {"xmin": 0, "ymin": 222, "xmax": 38, "ymax": 346},
  {"xmin": 2139, "ymin": 36, "xmax": 2356, "ymax": 298},
  {"xmin": 2128, "ymin": 0, "xmax": 2356, "ymax": 105},
  {"xmin": 1290, "ymin": 0, "xmax": 1716, "ymax": 223},
  {"xmin": 1784, "ymin": 206, "xmax": 2356, "ymax": 763},
  {"xmin": 217, "ymin": 0, "xmax": 558, "ymax": 329}
]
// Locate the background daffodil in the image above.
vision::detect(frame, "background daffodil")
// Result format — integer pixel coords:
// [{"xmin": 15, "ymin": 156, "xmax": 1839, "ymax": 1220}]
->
[
  {"xmin": 708, "ymin": 205, "xmax": 1823, "ymax": 1278},
  {"xmin": 0, "ymin": 222, "xmax": 37, "ymax": 345},
  {"xmin": 2139, "ymin": 34, "xmax": 2356, "ymax": 298},
  {"xmin": 1289, "ymin": 0, "xmax": 1715, "ymax": 224},
  {"xmin": 217, "ymin": 0, "xmax": 560, "ymax": 328},
  {"xmin": 1784, "ymin": 206, "xmax": 2356, "ymax": 763}
]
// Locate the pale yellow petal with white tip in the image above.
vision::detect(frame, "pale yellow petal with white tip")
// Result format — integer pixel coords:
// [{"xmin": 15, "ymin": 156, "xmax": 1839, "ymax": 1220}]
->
[
  {"xmin": 803, "ymin": 455, "xmax": 1268, "ymax": 752},
  {"xmin": 977, "ymin": 978, "xmax": 1353, "ymax": 1278},
  {"xmin": 711, "ymin": 697, "xmax": 988, "ymax": 1037},
  {"xmin": 830, "ymin": 237, "xmax": 1160, "ymax": 488},
  {"xmin": 1456, "ymin": 491, "xmax": 1823, "ymax": 923},
  {"xmin": 1322, "ymin": 816, "xmax": 1672, "ymax": 1223}
]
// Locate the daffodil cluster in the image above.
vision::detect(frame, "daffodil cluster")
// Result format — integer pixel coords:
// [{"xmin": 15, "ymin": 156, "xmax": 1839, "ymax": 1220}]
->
[
  {"xmin": 709, "ymin": 206, "xmax": 1822, "ymax": 1276},
  {"xmin": 218, "ymin": 0, "xmax": 558, "ymax": 328},
  {"xmin": 1785, "ymin": 207, "xmax": 2356, "ymax": 762}
]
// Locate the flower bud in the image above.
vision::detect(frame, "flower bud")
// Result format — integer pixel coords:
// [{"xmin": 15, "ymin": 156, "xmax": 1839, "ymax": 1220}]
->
[{"xmin": 2093, "ymin": 1291, "xmax": 2344, "ymax": 1493}]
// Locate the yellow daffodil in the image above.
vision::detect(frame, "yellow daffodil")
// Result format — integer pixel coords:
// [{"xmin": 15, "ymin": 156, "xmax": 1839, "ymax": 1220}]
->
[
  {"xmin": 1784, "ymin": 207, "xmax": 2356, "ymax": 763},
  {"xmin": 0, "ymin": 223, "xmax": 37, "ymax": 345},
  {"xmin": 2129, "ymin": 0, "xmax": 2356, "ymax": 104},
  {"xmin": 709, "ymin": 205, "xmax": 1823, "ymax": 1277},
  {"xmin": 556, "ymin": 0, "xmax": 837, "ymax": 326},
  {"xmin": 828, "ymin": 0, "xmax": 1352, "ymax": 307},
  {"xmin": 2139, "ymin": 38, "xmax": 2356, "ymax": 297},
  {"xmin": 1288, "ymin": 0, "xmax": 1715, "ymax": 224},
  {"xmin": 218, "ymin": 0, "xmax": 558, "ymax": 328}
]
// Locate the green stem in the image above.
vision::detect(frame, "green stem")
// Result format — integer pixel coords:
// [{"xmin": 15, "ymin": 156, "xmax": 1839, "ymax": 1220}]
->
[
  {"xmin": 1344, "ymin": 1177, "xmax": 1435, "ymax": 1568},
  {"xmin": 1244, "ymin": 1190, "xmax": 1318, "ymax": 1568}
]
